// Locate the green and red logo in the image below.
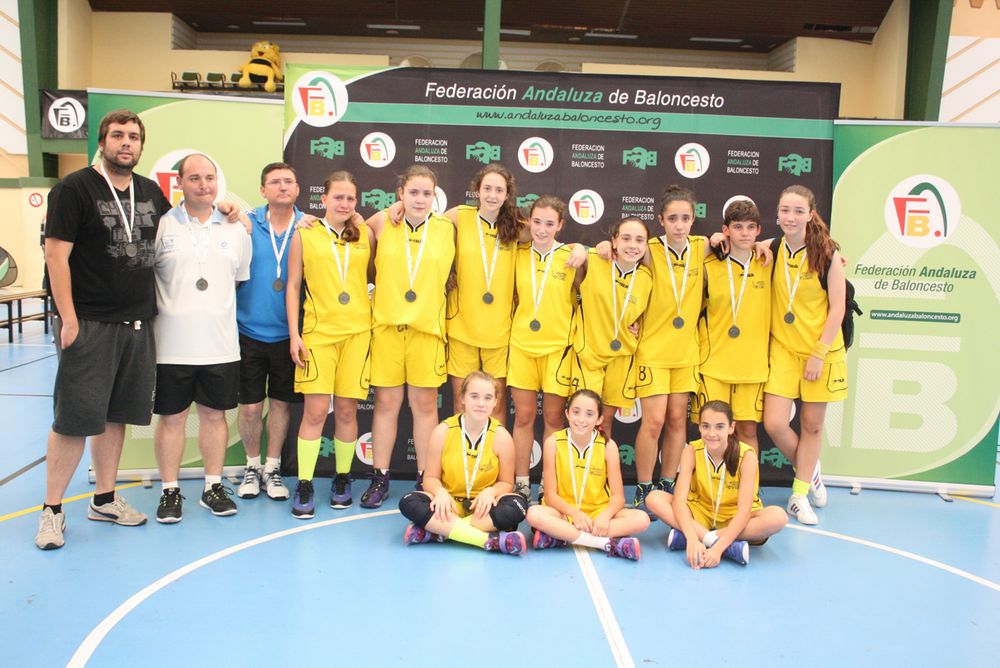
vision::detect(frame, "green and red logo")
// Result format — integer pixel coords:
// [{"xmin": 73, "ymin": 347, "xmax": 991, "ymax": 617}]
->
[
  {"xmin": 674, "ymin": 142, "xmax": 710, "ymax": 178},
  {"xmin": 292, "ymin": 71, "xmax": 349, "ymax": 127},
  {"xmin": 884, "ymin": 175, "xmax": 961, "ymax": 248}
]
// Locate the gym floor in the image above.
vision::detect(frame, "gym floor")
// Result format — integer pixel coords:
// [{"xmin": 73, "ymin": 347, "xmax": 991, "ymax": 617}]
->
[{"xmin": 2, "ymin": 321, "xmax": 998, "ymax": 667}]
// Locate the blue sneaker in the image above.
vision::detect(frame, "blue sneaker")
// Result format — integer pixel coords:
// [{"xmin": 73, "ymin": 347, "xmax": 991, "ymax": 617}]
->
[
  {"xmin": 485, "ymin": 530, "xmax": 526, "ymax": 555},
  {"xmin": 403, "ymin": 523, "xmax": 444, "ymax": 545},
  {"xmin": 360, "ymin": 470, "xmax": 390, "ymax": 509},
  {"xmin": 655, "ymin": 477, "xmax": 676, "ymax": 495},
  {"xmin": 330, "ymin": 474, "xmax": 352, "ymax": 509},
  {"xmin": 532, "ymin": 530, "xmax": 567, "ymax": 550},
  {"xmin": 605, "ymin": 536, "xmax": 641, "ymax": 561},
  {"xmin": 722, "ymin": 539, "xmax": 750, "ymax": 565},
  {"xmin": 291, "ymin": 480, "xmax": 315, "ymax": 519},
  {"xmin": 666, "ymin": 528, "xmax": 687, "ymax": 551},
  {"xmin": 632, "ymin": 482, "xmax": 654, "ymax": 513}
]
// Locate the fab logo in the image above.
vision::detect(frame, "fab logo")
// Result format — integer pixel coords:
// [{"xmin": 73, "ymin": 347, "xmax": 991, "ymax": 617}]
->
[
  {"xmin": 884, "ymin": 175, "xmax": 960, "ymax": 248},
  {"xmin": 432, "ymin": 187, "xmax": 448, "ymax": 215},
  {"xmin": 359, "ymin": 132, "xmax": 396, "ymax": 168},
  {"xmin": 674, "ymin": 142, "xmax": 710, "ymax": 178},
  {"xmin": 355, "ymin": 432, "xmax": 374, "ymax": 466},
  {"xmin": 292, "ymin": 71, "xmax": 349, "ymax": 127},
  {"xmin": 517, "ymin": 137, "xmax": 554, "ymax": 173},
  {"xmin": 569, "ymin": 189, "xmax": 604, "ymax": 225}
]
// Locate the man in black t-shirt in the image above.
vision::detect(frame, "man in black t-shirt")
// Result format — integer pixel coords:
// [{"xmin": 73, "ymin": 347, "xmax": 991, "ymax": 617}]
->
[{"xmin": 35, "ymin": 110, "xmax": 171, "ymax": 550}]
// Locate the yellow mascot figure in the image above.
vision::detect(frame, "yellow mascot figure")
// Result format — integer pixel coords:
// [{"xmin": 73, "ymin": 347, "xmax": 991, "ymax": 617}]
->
[{"xmin": 239, "ymin": 40, "xmax": 283, "ymax": 93}]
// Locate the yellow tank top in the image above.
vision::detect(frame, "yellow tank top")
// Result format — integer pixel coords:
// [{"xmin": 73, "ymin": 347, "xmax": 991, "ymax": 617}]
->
[
  {"xmin": 574, "ymin": 252, "xmax": 652, "ymax": 366},
  {"xmin": 373, "ymin": 213, "xmax": 455, "ymax": 337},
  {"xmin": 510, "ymin": 242, "xmax": 577, "ymax": 356},
  {"xmin": 300, "ymin": 222, "xmax": 372, "ymax": 345},
  {"xmin": 446, "ymin": 206, "xmax": 519, "ymax": 348},
  {"xmin": 698, "ymin": 253, "xmax": 771, "ymax": 383},
  {"xmin": 687, "ymin": 439, "xmax": 762, "ymax": 528},
  {"xmin": 440, "ymin": 414, "xmax": 501, "ymax": 499},
  {"xmin": 638, "ymin": 235, "xmax": 705, "ymax": 368},
  {"xmin": 770, "ymin": 239, "xmax": 845, "ymax": 360},
  {"xmin": 548, "ymin": 428, "xmax": 611, "ymax": 517}
]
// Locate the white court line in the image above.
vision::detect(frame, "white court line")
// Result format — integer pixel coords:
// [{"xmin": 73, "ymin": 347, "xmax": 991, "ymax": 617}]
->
[
  {"xmin": 786, "ymin": 524, "xmax": 1000, "ymax": 593},
  {"xmin": 573, "ymin": 547, "xmax": 636, "ymax": 668},
  {"xmin": 68, "ymin": 509, "xmax": 400, "ymax": 667}
]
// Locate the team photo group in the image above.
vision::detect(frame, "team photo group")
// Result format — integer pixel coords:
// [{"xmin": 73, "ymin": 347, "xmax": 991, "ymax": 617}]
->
[{"xmin": 36, "ymin": 108, "xmax": 850, "ymax": 570}]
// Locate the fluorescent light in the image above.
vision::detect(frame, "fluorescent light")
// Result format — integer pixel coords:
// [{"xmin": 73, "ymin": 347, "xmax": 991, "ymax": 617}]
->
[
  {"xmin": 584, "ymin": 31, "xmax": 638, "ymax": 40},
  {"xmin": 253, "ymin": 19, "xmax": 306, "ymax": 26},
  {"xmin": 367, "ymin": 23, "xmax": 421, "ymax": 31},
  {"xmin": 690, "ymin": 36, "xmax": 743, "ymax": 43},
  {"xmin": 477, "ymin": 27, "xmax": 532, "ymax": 36}
]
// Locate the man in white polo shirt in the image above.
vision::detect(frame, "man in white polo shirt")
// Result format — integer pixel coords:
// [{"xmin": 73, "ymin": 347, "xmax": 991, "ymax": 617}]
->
[{"xmin": 152, "ymin": 153, "xmax": 252, "ymax": 522}]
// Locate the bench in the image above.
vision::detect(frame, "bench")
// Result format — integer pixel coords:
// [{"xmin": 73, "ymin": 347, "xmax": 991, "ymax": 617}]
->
[{"xmin": 0, "ymin": 289, "xmax": 50, "ymax": 343}]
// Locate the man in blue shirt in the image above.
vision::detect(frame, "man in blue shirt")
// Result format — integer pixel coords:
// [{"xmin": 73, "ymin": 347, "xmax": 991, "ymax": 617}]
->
[{"xmin": 235, "ymin": 162, "xmax": 304, "ymax": 500}]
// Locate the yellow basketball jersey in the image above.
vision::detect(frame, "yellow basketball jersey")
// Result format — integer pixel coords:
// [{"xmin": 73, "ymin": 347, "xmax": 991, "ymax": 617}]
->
[
  {"xmin": 440, "ymin": 414, "xmax": 501, "ymax": 499},
  {"xmin": 446, "ymin": 206, "xmax": 519, "ymax": 348},
  {"xmin": 574, "ymin": 251, "xmax": 652, "ymax": 364},
  {"xmin": 510, "ymin": 242, "xmax": 577, "ymax": 356},
  {"xmin": 300, "ymin": 223, "xmax": 372, "ymax": 346},
  {"xmin": 770, "ymin": 239, "xmax": 845, "ymax": 360},
  {"xmin": 638, "ymin": 235, "xmax": 705, "ymax": 368},
  {"xmin": 687, "ymin": 439, "xmax": 762, "ymax": 528},
  {"xmin": 373, "ymin": 213, "xmax": 456, "ymax": 338},
  {"xmin": 698, "ymin": 254, "xmax": 771, "ymax": 383},
  {"xmin": 549, "ymin": 428, "xmax": 611, "ymax": 517}
]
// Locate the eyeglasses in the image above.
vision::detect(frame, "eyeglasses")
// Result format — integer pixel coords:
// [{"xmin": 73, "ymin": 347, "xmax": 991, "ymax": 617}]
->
[{"xmin": 265, "ymin": 178, "xmax": 297, "ymax": 187}]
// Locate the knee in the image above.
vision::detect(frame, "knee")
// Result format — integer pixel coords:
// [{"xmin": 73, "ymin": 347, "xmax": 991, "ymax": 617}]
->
[
  {"xmin": 513, "ymin": 406, "xmax": 535, "ymax": 429},
  {"xmin": 800, "ymin": 418, "xmax": 824, "ymax": 438},
  {"xmin": 239, "ymin": 403, "xmax": 263, "ymax": 422},
  {"xmin": 665, "ymin": 410, "xmax": 686, "ymax": 431},
  {"xmin": 641, "ymin": 413, "xmax": 666, "ymax": 435},
  {"xmin": 489, "ymin": 494, "xmax": 528, "ymax": 531},
  {"xmin": 398, "ymin": 491, "xmax": 433, "ymax": 526},
  {"xmin": 374, "ymin": 390, "xmax": 403, "ymax": 412},
  {"xmin": 333, "ymin": 398, "xmax": 357, "ymax": 421},
  {"xmin": 541, "ymin": 406, "xmax": 564, "ymax": 429}
]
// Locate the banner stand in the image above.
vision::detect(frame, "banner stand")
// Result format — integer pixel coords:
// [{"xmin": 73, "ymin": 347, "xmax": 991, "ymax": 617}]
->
[{"xmin": 824, "ymin": 475, "xmax": 994, "ymax": 498}]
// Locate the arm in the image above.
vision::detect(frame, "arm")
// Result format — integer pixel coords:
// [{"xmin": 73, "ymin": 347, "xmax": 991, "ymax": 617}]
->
[
  {"xmin": 422, "ymin": 422, "xmax": 457, "ymax": 523},
  {"xmin": 365, "ymin": 225, "xmax": 377, "ymax": 284},
  {"xmin": 671, "ymin": 445, "xmax": 706, "ymax": 569},
  {"xmin": 285, "ymin": 231, "xmax": 307, "ymax": 367},
  {"xmin": 44, "ymin": 238, "xmax": 78, "ymax": 349},
  {"xmin": 539, "ymin": 434, "xmax": 593, "ymax": 532},
  {"xmin": 565, "ymin": 243, "xmax": 588, "ymax": 269},
  {"xmin": 364, "ymin": 209, "xmax": 388, "ymax": 239},
  {"xmin": 571, "ymin": 251, "xmax": 589, "ymax": 289},
  {"xmin": 472, "ymin": 426, "xmax": 515, "ymax": 519},
  {"xmin": 592, "ymin": 440, "xmax": 626, "ymax": 537},
  {"xmin": 804, "ymin": 251, "xmax": 846, "ymax": 381}
]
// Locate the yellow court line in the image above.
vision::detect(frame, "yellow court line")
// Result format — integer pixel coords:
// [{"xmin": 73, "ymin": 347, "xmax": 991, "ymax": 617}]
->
[
  {"xmin": 0, "ymin": 482, "xmax": 143, "ymax": 523},
  {"xmin": 953, "ymin": 495, "xmax": 1000, "ymax": 509}
]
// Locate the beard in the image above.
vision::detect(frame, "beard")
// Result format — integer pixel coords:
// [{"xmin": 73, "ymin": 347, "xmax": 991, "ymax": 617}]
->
[{"xmin": 102, "ymin": 150, "xmax": 139, "ymax": 175}]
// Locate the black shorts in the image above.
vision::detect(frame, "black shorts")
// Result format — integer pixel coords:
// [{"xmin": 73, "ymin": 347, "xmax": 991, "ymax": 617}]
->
[
  {"xmin": 52, "ymin": 317, "xmax": 156, "ymax": 437},
  {"xmin": 237, "ymin": 333, "xmax": 302, "ymax": 404},
  {"xmin": 154, "ymin": 362, "xmax": 240, "ymax": 415}
]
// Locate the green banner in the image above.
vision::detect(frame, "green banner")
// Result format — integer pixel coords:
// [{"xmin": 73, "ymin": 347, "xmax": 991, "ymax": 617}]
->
[
  {"xmin": 88, "ymin": 91, "xmax": 284, "ymax": 475},
  {"xmin": 829, "ymin": 122, "xmax": 999, "ymax": 491}
]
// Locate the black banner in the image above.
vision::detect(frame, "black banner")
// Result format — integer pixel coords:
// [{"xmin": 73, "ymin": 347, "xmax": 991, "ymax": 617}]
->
[
  {"xmin": 40, "ymin": 90, "xmax": 88, "ymax": 139},
  {"xmin": 282, "ymin": 67, "xmax": 839, "ymax": 486}
]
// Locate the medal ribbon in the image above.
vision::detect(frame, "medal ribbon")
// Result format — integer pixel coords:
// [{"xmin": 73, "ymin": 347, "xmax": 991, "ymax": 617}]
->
[
  {"xmin": 321, "ymin": 221, "xmax": 351, "ymax": 293},
  {"xmin": 610, "ymin": 259, "xmax": 638, "ymax": 345},
  {"xmin": 726, "ymin": 255, "xmax": 750, "ymax": 329},
  {"xmin": 179, "ymin": 207, "xmax": 210, "ymax": 282},
  {"xmin": 530, "ymin": 242, "xmax": 561, "ymax": 324},
  {"xmin": 704, "ymin": 447, "xmax": 727, "ymax": 529},
  {"xmin": 663, "ymin": 237, "xmax": 691, "ymax": 322},
  {"xmin": 782, "ymin": 240, "xmax": 806, "ymax": 319},
  {"xmin": 97, "ymin": 162, "xmax": 135, "ymax": 244},
  {"xmin": 567, "ymin": 430, "xmax": 598, "ymax": 510},
  {"xmin": 460, "ymin": 416, "xmax": 487, "ymax": 500},
  {"xmin": 477, "ymin": 213, "xmax": 501, "ymax": 296},
  {"xmin": 403, "ymin": 215, "xmax": 430, "ymax": 294}
]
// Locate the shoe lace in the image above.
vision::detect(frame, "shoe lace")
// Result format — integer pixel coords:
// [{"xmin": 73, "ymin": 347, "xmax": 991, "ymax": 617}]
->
[
  {"xmin": 40, "ymin": 509, "xmax": 57, "ymax": 533},
  {"xmin": 210, "ymin": 483, "xmax": 235, "ymax": 500},
  {"xmin": 335, "ymin": 475, "xmax": 348, "ymax": 495},
  {"xmin": 267, "ymin": 472, "xmax": 286, "ymax": 489},
  {"xmin": 298, "ymin": 481, "xmax": 314, "ymax": 501},
  {"xmin": 242, "ymin": 468, "xmax": 260, "ymax": 485},
  {"xmin": 160, "ymin": 489, "xmax": 184, "ymax": 507}
]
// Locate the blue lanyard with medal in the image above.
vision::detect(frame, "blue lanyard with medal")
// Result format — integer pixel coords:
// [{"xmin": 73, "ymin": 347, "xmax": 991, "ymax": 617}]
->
[{"xmin": 97, "ymin": 162, "xmax": 137, "ymax": 258}]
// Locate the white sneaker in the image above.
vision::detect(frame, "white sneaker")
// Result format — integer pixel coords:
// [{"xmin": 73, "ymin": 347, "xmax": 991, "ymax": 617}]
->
[
  {"xmin": 262, "ymin": 469, "xmax": 289, "ymax": 500},
  {"xmin": 810, "ymin": 461, "xmax": 828, "ymax": 508},
  {"xmin": 238, "ymin": 466, "xmax": 262, "ymax": 499},
  {"xmin": 513, "ymin": 480, "xmax": 532, "ymax": 504},
  {"xmin": 35, "ymin": 507, "xmax": 65, "ymax": 550},
  {"xmin": 787, "ymin": 494, "xmax": 818, "ymax": 525}
]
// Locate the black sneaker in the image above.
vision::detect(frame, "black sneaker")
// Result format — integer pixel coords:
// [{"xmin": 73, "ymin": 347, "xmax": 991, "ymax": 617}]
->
[
  {"xmin": 156, "ymin": 488, "xmax": 184, "ymax": 524},
  {"xmin": 200, "ymin": 483, "xmax": 237, "ymax": 516},
  {"xmin": 330, "ymin": 474, "xmax": 353, "ymax": 509}
]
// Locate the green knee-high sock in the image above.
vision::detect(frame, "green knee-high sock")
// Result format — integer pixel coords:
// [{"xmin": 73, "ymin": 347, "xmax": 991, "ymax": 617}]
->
[
  {"xmin": 791, "ymin": 478, "xmax": 810, "ymax": 497},
  {"xmin": 297, "ymin": 437, "xmax": 321, "ymax": 481},
  {"xmin": 447, "ymin": 515, "xmax": 488, "ymax": 548},
  {"xmin": 333, "ymin": 437, "xmax": 355, "ymax": 475}
]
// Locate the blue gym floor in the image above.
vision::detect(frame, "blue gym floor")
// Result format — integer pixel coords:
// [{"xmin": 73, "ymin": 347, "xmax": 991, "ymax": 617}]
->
[{"xmin": 2, "ymin": 320, "xmax": 998, "ymax": 668}]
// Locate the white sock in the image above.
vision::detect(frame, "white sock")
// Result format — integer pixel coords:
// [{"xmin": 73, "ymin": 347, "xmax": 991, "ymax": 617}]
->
[
  {"xmin": 702, "ymin": 530, "xmax": 719, "ymax": 548},
  {"xmin": 264, "ymin": 457, "xmax": 280, "ymax": 473},
  {"xmin": 572, "ymin": 531, "xmax": 609, "ymax": 550},
  {"xmin": 205, "ymin": 475, "xmax": 222, "ymax": 491},
  {"xmin": 162, "ymin": 481, "xmax": 179, "ymax": 492},
  {"xmin": 246, "ymin": 455, "xmax": 261, "ymax": 469}
]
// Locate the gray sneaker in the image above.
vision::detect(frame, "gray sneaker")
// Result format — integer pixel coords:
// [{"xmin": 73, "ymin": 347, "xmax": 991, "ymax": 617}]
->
[
  {"xmin": 88, "ymin": 495, "xmax": 148, "ymax": 526},
  {"xmin": 238, "ymin": 466, "xmax": 262, "ymax": 499},
  {"xmin": 513, "ymin": 480, "xmax": 532, "ymax": 504},
  {"xmin": 262, "ymin": 469, "xmax": 289, "ymax": 500},
  {"xmin": 35, "ymin": 507, "xmax": 65, "ymax": 550}
]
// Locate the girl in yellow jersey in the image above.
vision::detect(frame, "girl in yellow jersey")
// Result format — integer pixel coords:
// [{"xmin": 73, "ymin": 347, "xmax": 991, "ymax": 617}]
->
[
  {"xmin": 361, "ymin": 165, "xmax": 456, "ymax": 508},
  {"xmin": 526, "ymin": 390, "xmax": 650, "ymax": 560},
  {"xmin": 696, "ymin": 199, "xmax": 771, "ymax": 452},
  {"xmin": 398, "ymin": 372, "xmax": 528, "ymax": 555},
  {"xmin": 571, "ymin": 218, "xmax": 653, "ymax": 440},
  {"xmin": 646, "ymin": 401, "xmax": 787, "ymax": 568},
  {"xmin": 286, "ymin": 171, "xmax": 374, "ymax": 518},
  {"xmin": 509, "ymin": 196, "xmax": 584, "ymax": 503},
  {"xmin": 763, "ymin": 185, "xmax": 847, "ymax": 526}
]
